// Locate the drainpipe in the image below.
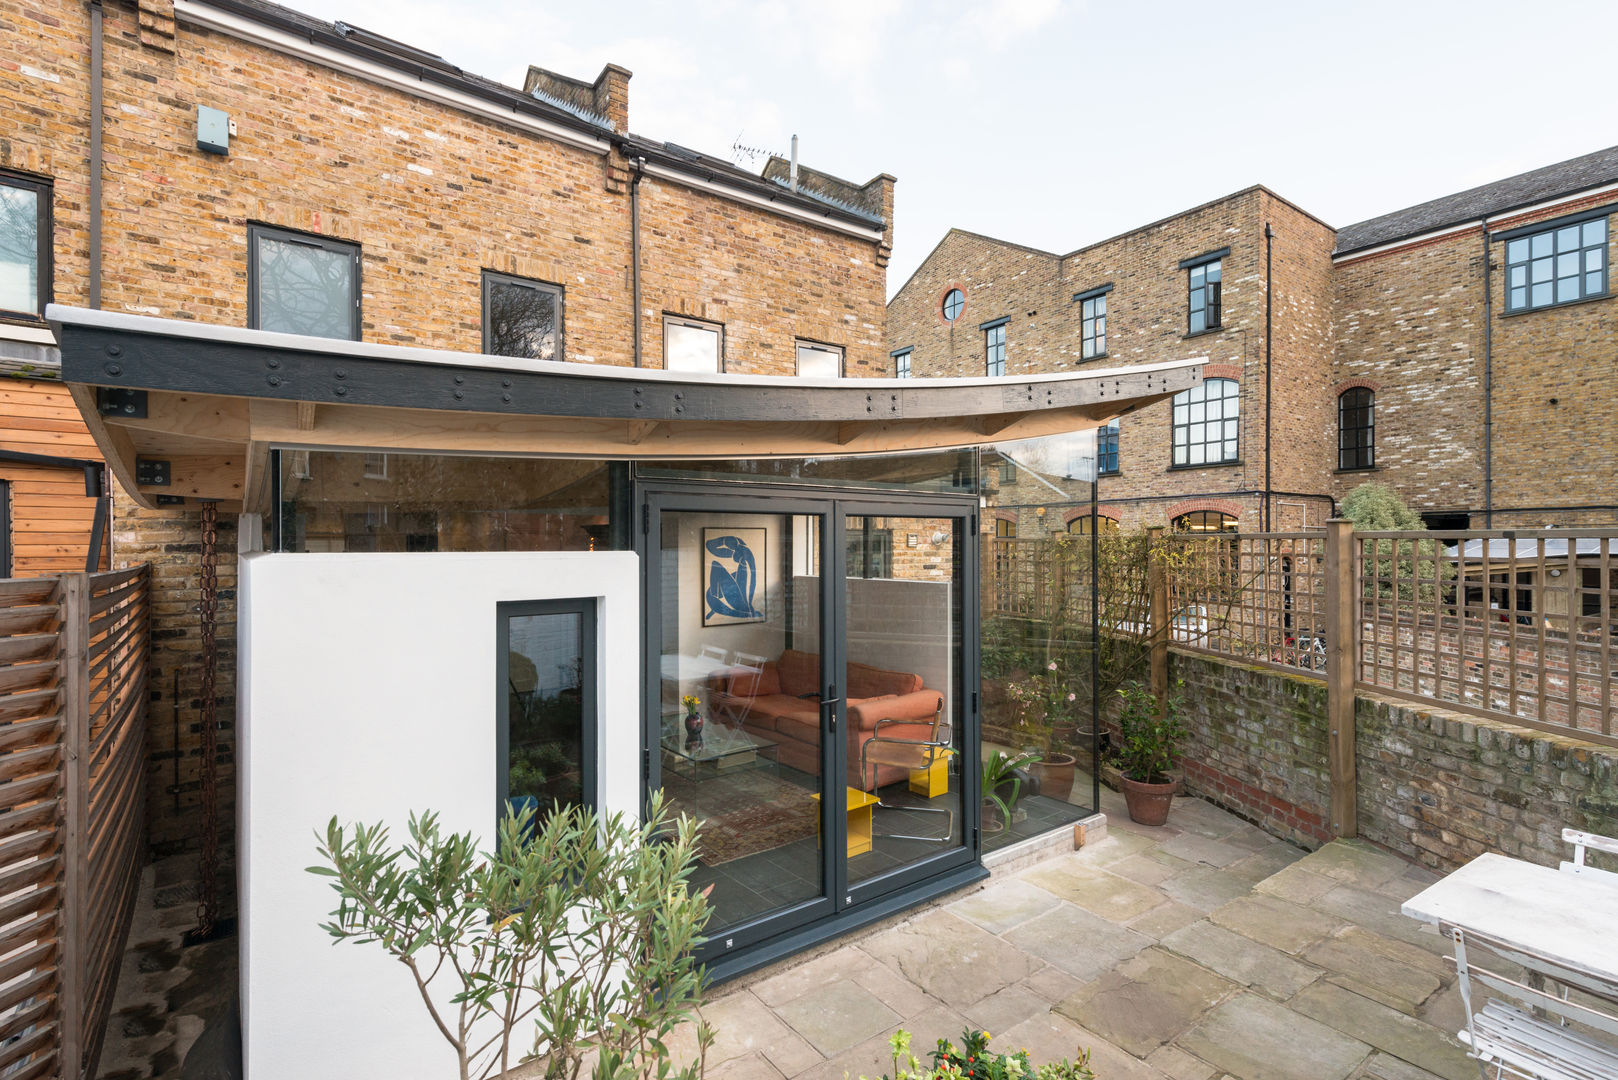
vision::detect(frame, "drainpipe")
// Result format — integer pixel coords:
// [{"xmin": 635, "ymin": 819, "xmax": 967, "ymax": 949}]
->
[
  {"xmin": 1263, "ymin": 222, "xmax": 1274, "ymax": 531},
  {"xmin": 88, "ymin": 0, "xmax": 104, "ymax": 308},
  {"xmin": 629, "ymin": 154, "xmax": 645, "ymax": 367},
  {"xmin": 1482, "ymin": 227, "xmax": 1493, "ymax": 527}
]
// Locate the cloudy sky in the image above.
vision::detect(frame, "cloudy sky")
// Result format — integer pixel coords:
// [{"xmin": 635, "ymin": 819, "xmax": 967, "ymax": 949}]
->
[{"xmin": 294, "ymin": 0, "xmax": 1618, "ymax": 296}]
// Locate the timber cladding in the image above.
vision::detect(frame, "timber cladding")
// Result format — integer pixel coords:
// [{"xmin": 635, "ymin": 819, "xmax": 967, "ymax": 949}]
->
[{"xmin": 0, "ymin": 378, "xmax": 107, "ymax": 577}]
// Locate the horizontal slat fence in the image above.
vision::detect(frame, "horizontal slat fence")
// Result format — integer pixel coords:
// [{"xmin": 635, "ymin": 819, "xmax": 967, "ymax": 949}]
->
[{"xmin": 0, "ymin": 567, "xmax": 149, "ymax": 1080}]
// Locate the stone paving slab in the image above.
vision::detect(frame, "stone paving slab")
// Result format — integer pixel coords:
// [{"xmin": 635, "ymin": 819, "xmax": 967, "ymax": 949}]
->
[
  {"xmin": 1178, "ymin": 992, "xmax": 1372, "ymax": 1080},
  {"xmin": 946, "ymin": 877, "xmax": 1063, "ymax": 936},
  {"xmin": 1001, "ymin": 901, "xmax": 1152, "ymax": 981},
  {"xmin": 1290, "ymin": 982, "xmax": 1474, "ymax": 1080},
  {"xmin": 1161, "ymin": 920, "xmax": 1321, "ymax": 1000},
  {"xmin": 1023, "ymin": 861, "xmax": 1167, "ymax": 921},
  {"xmin": 1208, "ymin": 892, "xmax": 1344, "ymax": 955},
  {"xmin": 861, "ymin": 909, "xmax": 1041, "ymax": 1010},
  {"xmin": 1055, "ymin": 947, "xmax": 1237, "ymax": 1057},
  {"xmin": 1303, "ymin": 927, "xmax": 1448, "ymax": 1014}
]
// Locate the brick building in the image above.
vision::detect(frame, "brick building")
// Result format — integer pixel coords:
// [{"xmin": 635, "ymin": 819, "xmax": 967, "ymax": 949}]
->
[
  {"xmin": 888, "ymin": 147, "xmax": 1618, "ymax": 534},
  {"xmin": 3, "ymin": 0, "xmax": 895, "ymax": 861}
]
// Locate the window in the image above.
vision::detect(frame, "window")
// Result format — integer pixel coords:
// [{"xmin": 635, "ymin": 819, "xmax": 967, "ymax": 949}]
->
[
  {"xmin": 1171, "ymin": 377, "xmax": 1239, "ymax": 466},
  {"xmin": 796, "ymin": 340, "xmax": 843, "ymax": 378},
  {"xmin": 1098, "ymin": 420, "xmax": 1120, "ymax": 474},
  {"xmin": 1338, "ymin": 387, "xmax": 1375, "ymax": 470},
  {"xmin": 1068, "ymin": 514, "xmax": 1119, "ymax": 534},
  {"xmin": 998, "ymin": 455, "xmax": 1016, "ymax": 484},
  {"xmin": 1504, "ymin": 216, "xmax": 1607, "ymax": 312},
  {"xmin": 1080, "ymin": 293, "xmax": 1107, "ymax": 358},
  {"xmin": 483, "ymin": 271, "xmax": 563, "ymax": 361},
  {"xmin": 0, "ymin": 173, "xmax": 50, "ymax": 319},
  {"xmin": 984, "ymin": 320, "xmax": 1007, "ymax": 376},
  {"xmin": 1173, "ymin": 511, "xmax": 1239, "ymax": 533},
  {"xmin": 498, "ymin": 597, "xmax": 597, "ymax": 821},
  {"xmin": 1187, "ymin": 258, "xmax": 1222, "ymax": 333},
  {"xmin": 893, "ymin": 349, "xmax": 912, "ymax": 378},
  {"xmin": 994, "ymin": 517, "xmax": 1016, "ymax": 539},
  {"xmin": 942, "ymin": 288, "xmax": 965, "ymax": 321},
  {"xmin": 664, "ymin": 315, "xmax": 723, "ymax": 373},
  {"xmin": 248, "ymin": 225, "xmax": 360, "ymax": 339}
]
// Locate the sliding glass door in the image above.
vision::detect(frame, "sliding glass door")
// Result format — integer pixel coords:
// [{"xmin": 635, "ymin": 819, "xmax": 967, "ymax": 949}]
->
[{"xmin": 642, "ymin": 486, "xmax": 977, "ymax": 966}]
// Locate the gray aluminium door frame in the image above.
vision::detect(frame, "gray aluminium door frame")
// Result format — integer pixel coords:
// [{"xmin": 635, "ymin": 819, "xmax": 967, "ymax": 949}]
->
[{"xmin": 634, "ymin": 479, "xmax": 982, "ymax": 964}]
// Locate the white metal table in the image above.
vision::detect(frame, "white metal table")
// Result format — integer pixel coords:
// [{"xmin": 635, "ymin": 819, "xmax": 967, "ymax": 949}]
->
[{"xmin": 1403, "ymin": 851, "xmax": 1618, "ymax": 999}]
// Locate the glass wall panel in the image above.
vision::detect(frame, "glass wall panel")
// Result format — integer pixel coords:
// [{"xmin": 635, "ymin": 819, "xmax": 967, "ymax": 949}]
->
[
  {"xmin": 636, "ymin": 448, "xmax": 977, "ymax": 496},
  {"xmin": 980, "ymin": 430, "xmax": 1104, "ymax": 836},
  {"xmin": 658, "ymin": 509, "xmax": 826, "ymax": 932},
  {"xmin": 843, "ymin": 514, "xmax": 966, "ymax": 886},
  {"xmin": 277, "ymin": 451, "xmax": 623, "ymax": 553}
]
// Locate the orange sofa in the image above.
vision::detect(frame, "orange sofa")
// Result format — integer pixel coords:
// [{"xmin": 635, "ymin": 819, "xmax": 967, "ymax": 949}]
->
[{"xmin": 709, "ymin": 649, "xmax": 944, "ymax": 790}]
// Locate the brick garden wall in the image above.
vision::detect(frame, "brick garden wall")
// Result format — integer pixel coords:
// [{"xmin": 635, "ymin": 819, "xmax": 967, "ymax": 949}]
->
[{"xmin": 1168, "ymin": 648, "xmax": 1618, "ymax": 871}]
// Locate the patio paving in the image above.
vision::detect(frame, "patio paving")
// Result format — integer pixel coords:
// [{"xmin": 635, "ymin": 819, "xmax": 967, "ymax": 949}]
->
[{"xmin": 679, "ymin": 788, "xmax": 1474, "ymax": 1080}]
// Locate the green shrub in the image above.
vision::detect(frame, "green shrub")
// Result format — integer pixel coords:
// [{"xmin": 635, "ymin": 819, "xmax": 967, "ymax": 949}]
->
[
  {"xmin": 309, "ymin": 793, "xmax": 714, "ymax": 1080},
  {"xmin": 867, "ymin": 1028, "xmax": 1095, "ymax": 1080}
]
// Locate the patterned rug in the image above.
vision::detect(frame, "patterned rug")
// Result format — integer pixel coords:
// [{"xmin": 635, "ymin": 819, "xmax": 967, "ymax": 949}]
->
[{"xmin": 660, "ymin": 766, "xmax": 819, "ymax": 867}]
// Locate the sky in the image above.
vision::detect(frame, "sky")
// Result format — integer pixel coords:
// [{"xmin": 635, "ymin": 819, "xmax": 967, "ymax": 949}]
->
[{"xmin": 292, "ymin": 0, "xmax": 1618, "ymax": 298}]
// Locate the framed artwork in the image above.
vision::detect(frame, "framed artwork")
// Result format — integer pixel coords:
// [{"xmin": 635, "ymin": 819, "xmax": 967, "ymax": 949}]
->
[{"xmin": 702, "ymin": 527, "xmax": 767, "ymax": 626}]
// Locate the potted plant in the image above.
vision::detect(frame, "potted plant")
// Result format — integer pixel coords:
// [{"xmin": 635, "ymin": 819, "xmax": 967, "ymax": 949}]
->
[
  {"xmin": 1007, "ymin": 660, "xmax": 1079, "ymax": 802},
  {"xmin": 1115, "ymin": 680, "xmax": 1188, "ymax": 826},
  {"xmin": 981, "ymin": 750, "xmax": 1039, "ymax": 833}
]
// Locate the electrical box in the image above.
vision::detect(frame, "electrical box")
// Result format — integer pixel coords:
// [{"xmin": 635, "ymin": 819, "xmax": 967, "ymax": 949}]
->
[{"xmin": 197, "ymin": 105, "xmax": 230, "ymax": 155}]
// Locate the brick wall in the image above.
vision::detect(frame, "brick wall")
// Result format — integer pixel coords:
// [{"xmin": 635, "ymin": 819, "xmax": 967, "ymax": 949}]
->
[
  {"xmin": 2, "ymin": 0, "xmax": 893, "ymax": 860},
  {"xmin": 1168, "ymin": 649, "xmax": 1618, "ymax": 871}
]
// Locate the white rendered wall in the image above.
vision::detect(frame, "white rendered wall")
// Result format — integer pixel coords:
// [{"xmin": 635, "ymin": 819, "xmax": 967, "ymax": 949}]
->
[{"xmin": 238, "ymin": 551, "xmax": 641, "ymax": 1080}]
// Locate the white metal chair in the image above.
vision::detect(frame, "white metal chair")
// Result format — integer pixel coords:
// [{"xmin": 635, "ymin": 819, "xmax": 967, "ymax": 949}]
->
[
  {"xmin": 698, "ymin": 644, "xmax": 731, "ymax": 664},
  {"xmin": 1560, "ymin": 829, "xmax": 1618, "ymax": 888},
  {"xmin": 1451, "ymin": 926, "xmax": 1618, "ymax": 1080}
]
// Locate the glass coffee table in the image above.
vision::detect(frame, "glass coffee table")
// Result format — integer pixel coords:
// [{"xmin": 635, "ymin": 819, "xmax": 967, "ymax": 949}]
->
[{"xmin": 660, "ymin": 721, "xmax": 779, "ymax": 779}]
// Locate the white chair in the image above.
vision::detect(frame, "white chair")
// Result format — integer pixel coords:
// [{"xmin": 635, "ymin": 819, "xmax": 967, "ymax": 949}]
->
[
  {"xmin": 698, "ymin": 644, "xmax": 730, "ymax": 664},
  {"xmin": 732, "ymin": 651, "xmax": 767, "ymax": 673},
  {"xmin": 1561, "ymin": 829, "xmax": 1618, "ymax": 888},
  {"xmin": 1451, "ymin": 926, "xmax": 1618, "ymax": 1080}
]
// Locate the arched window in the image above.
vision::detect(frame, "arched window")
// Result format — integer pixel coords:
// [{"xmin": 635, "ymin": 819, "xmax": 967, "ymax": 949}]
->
[
  {"xmin": 1171, "ymin": 378, "xmax": 1239, "ymax": 466},
  {"xmin": 1173, "ymin": 511, "xmax": 1239, "ymax": 533},
  {"xmin": 994, "ymin": 517, "xmax": 1017, "ymax": 539},
  {"xmin": 1067, "ymin": 514, "xmax": 1120, "ymax": 534},
  {"xmin": 942, "ymin": 288, "xmax": 965, "ymax": 321},
  {"xmin": 1338, "ymin": 387, "xmax": 1374, "ymax": 470}
]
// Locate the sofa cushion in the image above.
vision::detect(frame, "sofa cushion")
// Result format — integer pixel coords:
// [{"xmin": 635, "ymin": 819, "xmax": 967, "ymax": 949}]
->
[
  {"xmin": 729, "ymin": 664, "xmax": 780, "ymax": 698},
  {"xmin": 775, "ymin": 649, "xmax": 820, "ymax": 697},
  {"xmin": 847, "ymin": 660, "xmax": 923, "ymax": 698}
]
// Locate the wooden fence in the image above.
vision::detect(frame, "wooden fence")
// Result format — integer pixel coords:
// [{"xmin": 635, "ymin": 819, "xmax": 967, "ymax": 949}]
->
[{"xmin": 0, "ymin": 567, "xmax": 149, "ymax": 1080}]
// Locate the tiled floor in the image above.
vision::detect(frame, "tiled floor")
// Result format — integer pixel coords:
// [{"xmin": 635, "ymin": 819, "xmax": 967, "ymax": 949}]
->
[{"xmin": 670, "ymin": 788, "xmax": 1476, "ymax": 1080}]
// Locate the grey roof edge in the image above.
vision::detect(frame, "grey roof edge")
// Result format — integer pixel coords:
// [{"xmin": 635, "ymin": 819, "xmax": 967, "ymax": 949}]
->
[{"xmin": 1334, "ymin": 144, "xmax": 1618, "ymax": 257}]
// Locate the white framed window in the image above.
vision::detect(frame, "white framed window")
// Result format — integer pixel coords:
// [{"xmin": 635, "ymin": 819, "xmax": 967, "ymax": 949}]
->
[
  {"xmin": 663, "ymin": 315, "xmax": 723, "ymax": 373},
  {"xmin": 1171, "ymin": 377, "xmax": 1239, "ymax": 466},
  {"xmin": 795, "ymin": 340, "xmax": 843, "ymax": 378}
]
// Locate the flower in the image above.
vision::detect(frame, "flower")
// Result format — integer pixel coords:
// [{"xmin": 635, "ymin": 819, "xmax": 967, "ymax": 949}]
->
[
  {"xmin": 1047, "ymin": 661, "xmax": 1058, "ymax": 671},
  {"xmin": 1066, "ymin": 692, "xmax": 1076, "ymax": 702}
]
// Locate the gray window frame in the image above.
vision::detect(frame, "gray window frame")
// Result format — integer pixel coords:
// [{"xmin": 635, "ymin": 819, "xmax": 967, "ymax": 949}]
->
[
  {"xmin": 1098, "ymin": 420, "xmax": 1120, "ymax": 475},
  {"xmin": 0, "ymin": 171, "xmax": 52, "ymax": 321},
  {"xmin": 892, "ymin": 348, "xmax": 912, "ymax": 378},
  {"xmin": 495, "ymin": 596, "xmax": 599, "ymax": 822},
  {"xmin": 984, "ymin": 320, "xmax": 1007, "ymax": 377},
  {"xmin": 482, "ymin": 270, "xmax": 565, "ymax": 361},
  {"xmin": 247, "ymin": 223, "xmax": 362, "ymax": 340},
  {"xmin": 1171, "ymin": 377, "xmax": 1240, "ymax": 467},
  {"xmin": 794, "ymin": 339, "xmax": 844, "ymax": 378},
  {"xmin": 1187, "ymin": 258, "xmax": 1222, "ymax": 334},
  {"xmin": 1337, "ymin": 387, "xmax": 1375, "ymax": 471},
  {"xmin": 1502, "ymin": 214, "xmax": 1609, "ymax": 314},
  {"xmin": 662, "ymin": 314, "xmax": 725, "ymax": 373},
  {"xmin": 1081, "ymin": 293, "xmax": 1107, "ymax": 359}
]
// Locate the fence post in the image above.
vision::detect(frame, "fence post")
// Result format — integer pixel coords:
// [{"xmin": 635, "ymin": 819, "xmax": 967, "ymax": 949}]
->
[
  {"xmin": 1147, "ymin": 526, "xmax": 1169, "ymax": 706},
  {"xmin": 59, "ymin": 572, "xmax": 89, "ymax": 1080},
  {"xmin": 1325, "ymin": 520, "xmax": 1357, "ymax": 839}
]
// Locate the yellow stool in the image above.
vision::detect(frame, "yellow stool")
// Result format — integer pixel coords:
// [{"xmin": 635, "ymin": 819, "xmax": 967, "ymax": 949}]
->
[
  {"xmin": 811, "ymin": 787, "xmax": 882, "ymax": 856},
  {"xmin": 908, "ymin": 748, "xmax": 954, "ymax": 798}
]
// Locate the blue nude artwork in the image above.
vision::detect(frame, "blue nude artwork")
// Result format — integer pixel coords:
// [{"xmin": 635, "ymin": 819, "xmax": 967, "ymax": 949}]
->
[{"xmin": 703, "ymin": 527, "xmax": 767, "ymax": 626}]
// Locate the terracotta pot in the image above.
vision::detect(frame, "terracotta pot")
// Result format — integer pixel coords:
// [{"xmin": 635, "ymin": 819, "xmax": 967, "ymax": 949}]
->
[
  {"xmin": 981, "ymin": 797, "xmax": 1007, "ymax": 833},
  {"xmin": 1030, "ymin": 753, "xmax": 1077, "ymax": 802},
  {"xmin": 1121, "ymin": 775, "xmax": 1178, "ymax": 826}
]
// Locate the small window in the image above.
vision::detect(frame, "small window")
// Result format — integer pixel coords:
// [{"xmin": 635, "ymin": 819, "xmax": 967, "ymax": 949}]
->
[
  {"xmin": 998, "ymin": 455, "xmax": 1016, "ymax": 484},
  {"xmin": 249, "ymin": 225, "xmax": 360, "ymax": 340},
  {"xmin": 1504, "ymin": 216, "xmax": 1607, "ymax": 312},
  {"xmin": 1081, "ymin": 294, "xmax": 1107, "ymax": 358},
  {"xmin": 1188, "ymin": 259, "xmax": 1222, "ymax": 333},
  {"xmin": 1068, "ymin": 514, "xmax": 1119, "ymax": 534},
  {"xmin": 483, "ymin": 271, "xmax": 563, "ymax": 361},
  {"xmin": 1338, "ymin": 387, "xmax": 1375, "ymax": 470},
  {"xmin": 1173, "ymin": 511, "xmax": 1239, "ymax": 533},
  {"xmin": 498, "ymin": 597, "xmax": 597, "ymax": 822},
  {"xmin": 0, "ymin": 172, "xmax": 51, "ymax": 320},
  {"xmin": 1172, "ymin": 378, "xmax": 1239, "ymax": 466},
  {"xmin": 1098, "ymin": 420, "xmax": 1120, "ymax": 474},
  {"xmin": 796, "ymin": 340, "xmax": 843, "ymax": 378},
  {"xmin": 985, "ymin": 322, "xmax": 1006, "ymax": 376},
  {"xmin": 942, "ymin": 288, "xmax": 965, "ymax": 321},
  {"xmin": 893, "ymin": 349, "xmax": 912, "ymax": 378},
  {"xmin": 994, "ymin": 517, "xmax": 1017, "ymax": 539},
  {"xmin": 664, "ymin": 315, "xmax": 723, "ymax": 373}
]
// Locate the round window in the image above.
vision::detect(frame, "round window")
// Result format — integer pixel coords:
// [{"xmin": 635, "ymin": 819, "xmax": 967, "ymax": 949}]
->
[{"xmin": 942, "ymin": 288, "xmax": 965, "ymax": 321}]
